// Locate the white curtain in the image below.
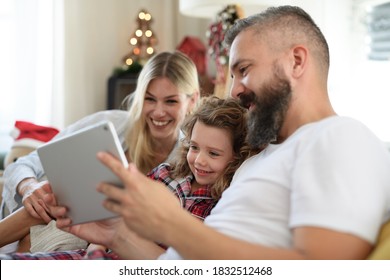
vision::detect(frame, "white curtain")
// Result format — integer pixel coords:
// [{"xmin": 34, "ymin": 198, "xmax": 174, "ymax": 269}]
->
[{"xmin": 0, "ymin": 0, "xmax": 64, "ymax": 152}]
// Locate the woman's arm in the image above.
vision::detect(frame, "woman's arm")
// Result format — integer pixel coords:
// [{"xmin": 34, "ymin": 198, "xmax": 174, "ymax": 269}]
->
[
  {"xmin": 0, "ymin": 207, "xmax": 43, "ymax": 248},
  {"xmin": 3, "ymin": 151, "xmax": 46, "ymax": 215}
]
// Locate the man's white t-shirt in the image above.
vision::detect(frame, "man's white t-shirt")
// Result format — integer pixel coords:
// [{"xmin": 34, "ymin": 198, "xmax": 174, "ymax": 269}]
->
[{"xmin": 159, "ymin": 116, "xmax": 390, "ymax": 259}]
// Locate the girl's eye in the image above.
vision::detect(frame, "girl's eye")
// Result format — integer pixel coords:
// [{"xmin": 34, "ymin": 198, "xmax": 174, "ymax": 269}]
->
[
  {"xmin": 189, "ymin": 145, "xmax": 199, "ymax": 151},
  {"xmin": 209, "ymin": 151, "xmax": 220, "ymax": 157}
]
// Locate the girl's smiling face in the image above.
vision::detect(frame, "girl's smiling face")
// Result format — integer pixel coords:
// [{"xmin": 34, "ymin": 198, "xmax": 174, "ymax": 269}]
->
[{"xmin": 187, "ymin": 121, "xmax": 234, "ymax": 187}]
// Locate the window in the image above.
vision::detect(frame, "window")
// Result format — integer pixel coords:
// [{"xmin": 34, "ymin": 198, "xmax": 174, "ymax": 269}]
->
[
  {"xmin": 327, "ymin": 0, "xmax": 390, "ymax": 144},
  {"xmin": 0, "ymin": 0, "xmax": 62, "ymax": 152}
]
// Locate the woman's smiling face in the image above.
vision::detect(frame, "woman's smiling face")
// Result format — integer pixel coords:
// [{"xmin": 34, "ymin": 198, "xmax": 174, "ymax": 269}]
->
[{"xmin": 142, "ymin": 77, "xmax": 194, "ymax": 141}]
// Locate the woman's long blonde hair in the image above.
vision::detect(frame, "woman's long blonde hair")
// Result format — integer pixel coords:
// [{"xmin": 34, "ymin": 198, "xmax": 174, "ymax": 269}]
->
[
  {"xmin": 125, "ymin": 51, "xmax": 200, "ymax": 174},
  {"xmin": 169, "ymin": 96, "xmax": 260, "ymax": 199}
]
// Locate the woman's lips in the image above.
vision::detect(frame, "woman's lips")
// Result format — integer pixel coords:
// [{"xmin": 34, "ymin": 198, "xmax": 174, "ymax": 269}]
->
[{"xmin": 152, "ymin": 119, "xmax": 170, "ymax": 127}]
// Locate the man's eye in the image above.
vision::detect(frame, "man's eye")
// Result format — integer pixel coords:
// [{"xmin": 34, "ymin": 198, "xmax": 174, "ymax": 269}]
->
[{"xmin": 239, "ymin": 66, "xmax": 248, "ymax": 75}]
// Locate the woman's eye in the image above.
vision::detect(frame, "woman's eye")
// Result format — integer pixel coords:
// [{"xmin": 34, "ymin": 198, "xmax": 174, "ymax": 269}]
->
[
  {"xmin": 166, "ymin": 99, "xmax": 179, "ymax": 104},
  {"xmin": 145, "ymin": 97, "xmax": 155, "ymax": 102}
]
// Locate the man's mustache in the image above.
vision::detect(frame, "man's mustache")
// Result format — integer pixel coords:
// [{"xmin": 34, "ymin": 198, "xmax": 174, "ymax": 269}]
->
[{"xmin": 239, "ymin": 92, "xmax": 256, "ymax": 109}]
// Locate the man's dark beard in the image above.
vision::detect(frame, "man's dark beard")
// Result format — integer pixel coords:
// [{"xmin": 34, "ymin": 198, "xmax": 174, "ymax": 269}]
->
[{"xmin": 241, "ymin": 70, "xmax": 292, "ymax": 148}]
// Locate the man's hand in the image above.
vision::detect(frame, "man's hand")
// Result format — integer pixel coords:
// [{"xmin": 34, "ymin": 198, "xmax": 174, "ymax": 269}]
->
[
  {"xmin": 54, "ymin": 212, "xmax": 123, "ymax": 250},
  {"xmin": 96, "ymin": 152, "xmax": 182, "ymax": 245}
]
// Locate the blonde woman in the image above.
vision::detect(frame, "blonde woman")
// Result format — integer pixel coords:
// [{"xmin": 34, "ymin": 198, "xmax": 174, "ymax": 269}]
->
[{"xmin": 1, "ymin": 51, "xmax": 199, "ymax": 253}]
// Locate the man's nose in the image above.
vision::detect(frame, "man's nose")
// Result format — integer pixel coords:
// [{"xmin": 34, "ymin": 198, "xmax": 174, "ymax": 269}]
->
[{"xmin": 230, "ymin": 78, "xmax": 246, "ymax": 99}]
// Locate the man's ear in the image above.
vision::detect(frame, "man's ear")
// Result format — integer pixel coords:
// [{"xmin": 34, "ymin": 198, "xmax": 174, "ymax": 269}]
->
[{"xmin": 291, "ymin": 45, "xmax": 307, "ymax": 78}]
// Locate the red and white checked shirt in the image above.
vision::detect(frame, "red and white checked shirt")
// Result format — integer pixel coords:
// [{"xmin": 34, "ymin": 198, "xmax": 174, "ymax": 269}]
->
[{"xmin": 147, "ymin": 163, "xmax": 218, "ymax": 221}]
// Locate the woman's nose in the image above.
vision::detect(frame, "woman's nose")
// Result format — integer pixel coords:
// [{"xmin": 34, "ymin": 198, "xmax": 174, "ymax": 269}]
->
[{"xmin": 153, "ymin": 102, "xmax": 166, "ymax": 117}]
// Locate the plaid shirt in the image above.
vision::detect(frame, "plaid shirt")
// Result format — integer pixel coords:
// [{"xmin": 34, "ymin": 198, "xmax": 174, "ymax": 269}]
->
[
  {"xmin": 147, "ymin": 163, "xmax": 218, "ymax": 220},
  {"xmin": 0, "ymin": 249, "xmax": 86, "ymax": 260},
  {"xmin": 0, "ymin": 249, "xmax": 120, "ymax": 260},
  {"xmin": 0, "ymin": 164, "xmax": 219, "ymax": 260}
]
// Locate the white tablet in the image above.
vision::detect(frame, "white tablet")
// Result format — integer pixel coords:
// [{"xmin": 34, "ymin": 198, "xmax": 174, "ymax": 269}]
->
[{"xmin": 37, "ymin": 121, "xmax": 128, "ymax": 225}]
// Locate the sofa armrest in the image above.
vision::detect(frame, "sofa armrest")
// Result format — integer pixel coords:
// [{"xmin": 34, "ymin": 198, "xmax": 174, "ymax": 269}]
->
[{"xmin": 367, "ymin": 220, "xmax": 390, "ymax": 259}]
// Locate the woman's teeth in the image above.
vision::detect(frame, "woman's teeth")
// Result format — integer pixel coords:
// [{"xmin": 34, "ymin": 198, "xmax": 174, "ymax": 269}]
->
[{"xmin": 152, "ymin": 120, "xmax": 169, "ymax": 126}]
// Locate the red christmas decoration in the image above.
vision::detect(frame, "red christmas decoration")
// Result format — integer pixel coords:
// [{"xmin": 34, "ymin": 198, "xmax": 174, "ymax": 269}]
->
[{"xmin": 176, "ymin": 36, "xmax": 207, "ymax": 75}]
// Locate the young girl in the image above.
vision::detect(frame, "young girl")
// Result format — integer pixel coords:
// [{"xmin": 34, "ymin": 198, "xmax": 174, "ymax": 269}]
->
[
  {"xmin": 148, "ymin": 95, "xmax": 257, "ymax": 221},
  {"xmin": 0, "ymin": 96, "xmax": 259, "ymax": 259}
]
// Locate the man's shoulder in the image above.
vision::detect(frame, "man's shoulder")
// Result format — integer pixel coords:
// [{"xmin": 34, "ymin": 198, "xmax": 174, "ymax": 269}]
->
[{"xmin": 296, "ymin": 116, "xmax": 374, "ymax": 140}]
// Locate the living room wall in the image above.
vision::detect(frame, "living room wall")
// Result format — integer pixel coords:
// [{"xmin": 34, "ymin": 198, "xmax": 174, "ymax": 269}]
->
[
  {"xmin": 61, "ymin": 0, "xmax": 345, "ymax": 128},
  {"xmin": 61, "ymin": 0, "xmax": 210, "ymax": 127}
]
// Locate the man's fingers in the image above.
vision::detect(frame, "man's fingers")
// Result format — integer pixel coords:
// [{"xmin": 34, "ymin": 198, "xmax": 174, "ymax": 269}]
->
[
  {"xmin": 97, "ymin": 182, "xmax": 124, "ymax": 205},
  {"xmin": 102, "ymin": 198, "xmax": 122, "ymax": 215},
  {"xmin": 97, "ymin": 152, "xmax": 139, "ymax": 186},
  {"xmin": 97, "ymin": 152, "xmax": 126, "ymax": 175}
]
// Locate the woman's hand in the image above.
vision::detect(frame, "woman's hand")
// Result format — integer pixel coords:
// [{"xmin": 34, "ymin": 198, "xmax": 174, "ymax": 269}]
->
[{"xmin": 18, "ymin": 179, "xmax": 55, "ymax": 223}]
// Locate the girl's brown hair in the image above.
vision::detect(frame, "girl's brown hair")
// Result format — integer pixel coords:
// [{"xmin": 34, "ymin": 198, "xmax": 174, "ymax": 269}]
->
[{"xmin": 169, "ymin": 96, "xmax": 259, "ymax": 199}]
